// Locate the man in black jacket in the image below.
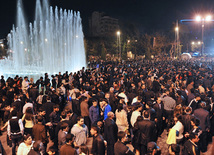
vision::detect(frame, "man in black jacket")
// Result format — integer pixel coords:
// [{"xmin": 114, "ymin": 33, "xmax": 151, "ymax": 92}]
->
[
  {"xmin": 153, "ymin": 97, "xmax": 165, "ymax": 137},
  {"xmin": 90, "ymin": 125, "xmax": 105, "ymax": 155},
  {"xmin": 133, "ymin": 111, "xmax": 156, "ymax": 155},
  {"xmin": 183, "ymin": 132, "xmax": 200, "ymax": 155},
  {"xmin": 104, "ymin": 112, "xmax": 118, "ymax": 155},
  {"xmin": 114, "ymin": 131, "xmax": 134, "ymax": 155}
]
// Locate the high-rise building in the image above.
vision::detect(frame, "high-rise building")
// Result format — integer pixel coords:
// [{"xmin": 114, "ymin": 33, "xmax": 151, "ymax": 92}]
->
[{"xmin": 89, "ymin": 11, "xmax": 119, "ymax": 37}]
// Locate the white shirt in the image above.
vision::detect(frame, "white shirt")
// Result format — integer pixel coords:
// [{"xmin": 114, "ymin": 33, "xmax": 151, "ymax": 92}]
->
[
  {"xmin": 172, "ymin": 121, "xmax": 184, "ymax": 140},
  {"xmin": 22, "ymin": 80, "xmax": 29, "ymax": 91},
  {"xmin": 17, "ymin": 142, "xmax": 34, "ymax": 155},
  {"xmin": 131, "ymin": 111, "xmax": 141, "ymax": 127}
]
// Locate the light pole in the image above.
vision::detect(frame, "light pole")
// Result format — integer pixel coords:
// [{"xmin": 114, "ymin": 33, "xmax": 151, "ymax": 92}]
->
[
  {"xmin": 117, "ymin": 31, "xmax": 121, "ymax": 61},
  {"xmin": 175, "ymin": 26, "xmax": 179, "ymax": 57},
  {"xmin": 195, "ymin": 15, "xmax": 212, "ymax": 56},
  {"xmin": 135, "ymin": 40, "xmax": 137, "ymax": 54},
  {"xmin": 127, "ymin": 40, "xmax": 130, "ymax": 54}
]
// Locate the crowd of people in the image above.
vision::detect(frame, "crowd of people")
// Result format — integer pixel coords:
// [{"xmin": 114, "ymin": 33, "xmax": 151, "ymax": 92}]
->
[{"xmin": 0, "ymin": 60, "xmax": 214, "ymax": 155}]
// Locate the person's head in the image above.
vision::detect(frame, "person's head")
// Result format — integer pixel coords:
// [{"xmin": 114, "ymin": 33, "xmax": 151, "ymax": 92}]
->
[
  {"xmin": 53, "ymin": 104, "xmax": 59, "ymax": 112},
  {"xmin": 105, "ymin": 93, "xmax": 110, "ymax": 99},
  {"xmin": 117, "ymin": 103, "xmax": 123, "ymax": 112},
  {"xmin": 24, "ymin": 76, "xmax": 28, "ymax": 81},
  {"xmin": 23, "ymin": 134, "xmax": 32, "ymax": 145},
  {"xmin": 110, "ymin": 87, "xmax": 114, "ymax": 93},
  {"xmin": 107, "ymin": 111, "xmax": 115, "ymax": 119},
  {"xmin": 169, "ymin": 144, "xmax": 180, "ymax": 155},
  {"xmin": 65, "ymin": 134, "xmax": 75, "ymax": 144},
  {"xmin": 189, "ymin": 132, "xmax": 200, "ymax": 143},
  {"xmin": 174, "ymin": 114, "xmax": 182, "ymax": 123},
  {"xmin": 100, "ymin": 99, "xmax": 108, "ymax": 108},
  {"xmin": 37, "ymin": 115, "xmax": 43, "ymax": 123},
  {"xmin": 143, "ymin": 111, "xmax": 150, "ymax": 119},
  {"xmin": 156, "ymin": 97, "xmax": 162, "ymax": 104},
  {"xmin": 46, "ymin": 96, "xmax": 51, "ymax": 101},
  {"xmin": 191, "ymin": 117, "xmax": 200, "ymax": 127},
  {"xmin": 97, "ymin": 121, "xmax": 103, "ymax": 128},
  {"xmin": 79, "ymin": 144, "xmax": 89, "ymax": 155},
  {"xmin": 147, "ymin": 142, "xmax": 160, "ymax": 155},
  {"xmin": 60, "ymin": 122, "xmax": 69, "ymax": 132},
  {"xmin": 77, "ymin": 116, "xmax": 84, "ymax": 126},
  {"xmin": 117, "ymin": 131, "xmax": 128, "ymax": 143},
  {"xmin": 146, "ymin": 101, "xmax": 153, "ymax": 109},
  {"xmin": 199, "ymin": 101, "xmax": 206, "ymax": 108},
  {"xmin": 38, "ymin": 107, "xmax": 46, "ymax": 116},
  {"xmin": 135, "ymin": 103, "xmax": 143, "ymax": 111},
  {"xmin": 90, "ymin": 125, "xmax": 99, "ymax": 136},
  {"xmin": 11, "ymin": 110, "xmax": 17, "ymax": 117},
  {"xmin": 47, "ymin": 146, "xmax": 56, "ymax": 155},
  {"xmin": 92, "ymin": 99, "xmax": 98, "ymax": 107},
  {"xmin": 60, "ymin": 111, "xmax": 67, "ymax": 119},
  {"xmin": 26, "ymin": 107, "xmax": 34, "ymax": 115},
  {"xmin": 32, "ymin": 141, "xmax": 42, "ymax": 152},
  {"xmin": 66, "ymin": 109, "xmax": 73, "ymax": 117}
]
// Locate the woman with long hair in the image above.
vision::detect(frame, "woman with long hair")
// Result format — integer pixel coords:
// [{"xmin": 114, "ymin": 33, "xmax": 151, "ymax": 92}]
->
[
  {"xmin": 22, "ymin": 107, "xmax": 35, "ymax": 136},
  {"xmin": 115, "ymin": 103, "xmax": 129, "ymax": 132}
]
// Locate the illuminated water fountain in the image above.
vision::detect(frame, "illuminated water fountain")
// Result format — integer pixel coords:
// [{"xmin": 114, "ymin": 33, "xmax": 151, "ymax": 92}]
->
[{"xmin": 0, "ymin": 0, "xmax": 86, "ymax": 79}]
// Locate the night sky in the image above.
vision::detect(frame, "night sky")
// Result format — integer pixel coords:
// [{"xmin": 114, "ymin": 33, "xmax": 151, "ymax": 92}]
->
[{"xmin": 0, "ymin": 0, "xmax": 214, "ymax": 38}]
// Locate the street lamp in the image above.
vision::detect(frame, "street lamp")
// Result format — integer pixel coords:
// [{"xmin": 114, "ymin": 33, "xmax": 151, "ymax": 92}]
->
[
  {"xmin": 195, "ymin": 15, "xmax": 212, "ymax": 55},
  {"xmin": 116, "ymin": 31, "xmax": 121, "ymax": 61},
  {"xmin": 175, "ymin": 26, "xmax": 179, "ymax": 57}
]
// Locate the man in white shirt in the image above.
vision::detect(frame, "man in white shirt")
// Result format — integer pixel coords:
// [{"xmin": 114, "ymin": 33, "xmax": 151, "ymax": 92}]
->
[{"xmin": 22, "ymin": 76, "xmax": 29, "ymax": 91}]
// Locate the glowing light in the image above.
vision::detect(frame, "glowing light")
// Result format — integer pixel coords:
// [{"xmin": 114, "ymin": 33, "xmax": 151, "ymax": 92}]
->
[
  {"xmin": 76, "ymin": 35, "xmax": 78, "ymax": 38},
  {"xmin": 175, "ymin": 27, "xmax": 179, "ymax": 31},
  {"xmin": 0, "ymin": 44, "xmax": 4, "ymax": 47},
  {"xmin": 198, "ymin": 41, "xmax": 201, "ymax": 45},
  {"xmin": 45, "ymin": 38, "xmax": 48, "ymax": 42},
  {"xmin": 196, "ymin": 16, "xmax": 201, "ymax": 21},
  {"xmin": 206, "ymin": 15, "xmax": 212, "ymax": 21},
  {"xmin": 20, "ymin": 41, "xmax": 23, "ymax": 44},
  {"xmin": 127, "ymin": 40, "xmax": 130, "ymax": 43},
  {"xmin": 24, "ymin": 48, "xmax": 27, "ymax": 51},
  {"xmin": 117, "ymin": 31, "xmax": 120, "ymax": 36},
  {"xmin": 192, "ymin": 42, "xmax": 195, "ymax": 45}
]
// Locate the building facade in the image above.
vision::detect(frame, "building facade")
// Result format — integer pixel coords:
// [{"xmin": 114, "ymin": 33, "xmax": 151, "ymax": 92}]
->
[{"xmin": 89, "ymin": 11, "xmax": 119, "ymax": 37}]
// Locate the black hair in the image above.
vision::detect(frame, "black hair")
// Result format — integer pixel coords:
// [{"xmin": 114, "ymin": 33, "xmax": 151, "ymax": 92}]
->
[
  {"xmin": 53, "ymin": 104, "xmax": 59, "ymax": 109},
  {"xmin": 117, "ymin": 103, "xmax": 123, "ymax": 112},
  {"xmin": 77, "ymin": 116, "xmax": 84, "ymax": 122},
  {"xmin": 33, "ymin": 141, "xmax": 41, "ymax": 152},
  {"xmin": 189, "ymin": 132, "xmax": 198, "ymax": 140},
  {"xmin": 60, "ymin": 122, "xmax": 68, "ymax": 130},
  {"xmin": 117, "ymin": 131, "xmax": 126, "ymax": 141},
  {"xmin": 48, "ymin": 146, "xmax": 56, "ymax": 153},
  {"xmin": 143, "ymin": 111, "xmax": 150, "ymax": 119},
  {"xmin": 11, "ymin": 110, "xmax": 17, "ymax": 116},
  {"xmin": 65, "ymin": 134, "xmax": 74, "ymax": 143},
  {"xmin": 91, "ymin": 125, "xmax": 99, "ymax": 133},
  {"xmin": 61, "ymin": 111, "xmax": 67, "ymax": 119},
  {"xmin": 37, "ymin": 115, "xmax": 43, "ymax": 122}
]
